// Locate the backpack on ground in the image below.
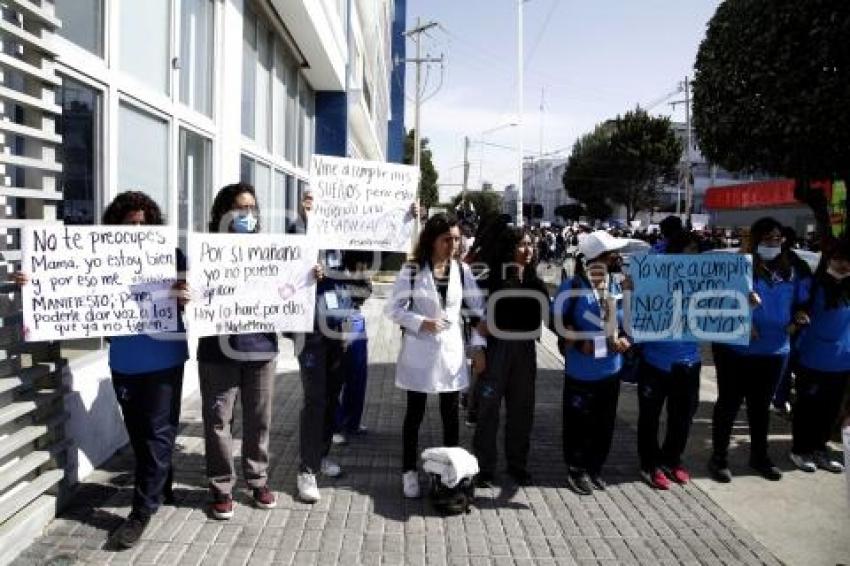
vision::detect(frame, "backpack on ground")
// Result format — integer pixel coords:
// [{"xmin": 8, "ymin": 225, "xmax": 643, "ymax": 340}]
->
[{"xmin": 428, "ymin": 474, "xmax": 475, "ymax": 515}]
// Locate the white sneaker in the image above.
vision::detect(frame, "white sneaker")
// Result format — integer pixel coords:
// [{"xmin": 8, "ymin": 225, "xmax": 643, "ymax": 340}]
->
[
  {"xmin": 321, "ymin": 458, "xmax": 342, "ymax": 478},
  {"xmin": 332, "ymin": 433, "xmax": 348, "ymax": 446},
  {"xmin": 297, "ymin": 472, "xmax": 320, "ymax": 503},
  {"xmin": 402, "ymin": 470, "xmax": 420, "ymax": 499},
  {"xmin": 813, "ymin": 451, "xmax": 845, "ymax": 473},
  {"xmin": 789, "ymin": 452, "xmax": 816, "ymax": 473}
]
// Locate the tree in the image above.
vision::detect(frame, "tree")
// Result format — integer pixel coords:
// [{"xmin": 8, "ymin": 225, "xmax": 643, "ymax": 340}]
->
[
  {"xmin": 554, "ymin": 203, "xmax": 585, "ymax": 221},
  {"xmin": 404, "ymin": 129, "xmax": 439, "ymax": 209},
  {"xmin": 693, "ymin": 0, "xmax": 850, "ymax": 237},
  {"xmin": 450, "ymin": 190, "xmax": 503, "ymax": 220},
  {"xmin": 562, "ymin": 110, "xmax": 681, "ymax": 221}
]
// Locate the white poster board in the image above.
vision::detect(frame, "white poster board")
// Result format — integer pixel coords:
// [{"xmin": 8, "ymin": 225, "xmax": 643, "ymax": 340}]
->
[
  {"xmin": 187, "ymin": 233, "xmax": 318, "ymax": 337},
  {"xmin": 308, "ymin": 155, "xmax": 420, "ymax": 252},
  {"xmin": 22, "ymin": 225, "xmax": 179, "ymax": 341}
]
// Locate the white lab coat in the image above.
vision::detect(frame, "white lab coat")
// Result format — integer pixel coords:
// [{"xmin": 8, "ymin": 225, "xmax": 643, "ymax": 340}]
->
[{"xmin": 385, "ymin": 261, "xmax": 486, "ymax": 393}]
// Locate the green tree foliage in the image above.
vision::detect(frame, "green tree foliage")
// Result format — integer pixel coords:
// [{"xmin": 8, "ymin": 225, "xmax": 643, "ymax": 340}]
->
[
  {"xmin": 554, "ymin": 203, "xmax": 585, "ymax": 221},
  {"xmin": 563, "ymin": 110, "xmax": 682, "ymax": 221},
  {"xmin": 404, "ymin": 129, "xmax": 440, "ymax": 209},
  {"xmin": 693, "ymin": 0, "xmax": 850, "ymax": 234},
  {"xmin": 450, "ymin": 190, "xmax": 503, "ymax": 220}
]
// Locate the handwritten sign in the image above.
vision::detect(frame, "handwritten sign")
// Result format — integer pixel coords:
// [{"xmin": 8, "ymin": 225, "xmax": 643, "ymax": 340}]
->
[
  {"xmin": 22, "ymin": 225, "xmax": 179, "ymax": 341},
  {"xmin": 628, "ymin": 253, "xmax": 753, "ymax": 344},
  {"xmin": 188, "ymin": 233, "xmax": 318, "ymax": 336},
  {"xmin": 308, "ymin": 155, "xmax": 420, "ymax": 252}
]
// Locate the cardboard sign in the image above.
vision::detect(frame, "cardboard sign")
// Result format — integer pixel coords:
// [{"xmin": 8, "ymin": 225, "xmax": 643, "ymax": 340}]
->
[
  {"xmin": 308, "ymin": 155, "xmax": 420, "ymax": 252},
  {"xmin": 22, "ymin": 225, "xmax": 179, "ymax": 340},
  {"xmin": 188, "ymin": 233, "xmax": 318, "ymax": 336}
]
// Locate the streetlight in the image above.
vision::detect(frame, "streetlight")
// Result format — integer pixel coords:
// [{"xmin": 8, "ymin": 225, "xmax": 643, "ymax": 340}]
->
[{"xmin": 517, "ymin": 0, "xmax": 532, "ymax": 226}]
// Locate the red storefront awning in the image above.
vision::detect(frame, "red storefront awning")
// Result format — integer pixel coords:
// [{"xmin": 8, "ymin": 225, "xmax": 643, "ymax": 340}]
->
[{"xmin": 705, "ymin": 179, "xmax": 832, "ymax": 210}]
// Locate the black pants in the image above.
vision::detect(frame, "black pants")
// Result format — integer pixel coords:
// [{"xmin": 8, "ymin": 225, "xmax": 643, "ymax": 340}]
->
[
  {"xmin": 402, "ymin": 391, "xmax": 459, "ymax": 471},
  {"xmin": 473, "ymin": 339, "xmax": 537, "ymax": 475},
  {"xmin": 711, "ymin": 345, "xmax": 786, "ymax": 464},
  {"xmin": 792, "ymin": 365, "xmax": 850, "ymax": 454},
  {"xmin": 297, "ymin": 333, "xmax": 346, "ymax": 473},
  {"xmin": 112, "ymin": 365, "xmax": 184, "ymax": 516},
  {"xmin": 562, "ymin": 374, "xmax": 620, "ymax": 475},
  {"xmin": 637, "ymin": 361, "xmax": 701, "ymax": 472}
]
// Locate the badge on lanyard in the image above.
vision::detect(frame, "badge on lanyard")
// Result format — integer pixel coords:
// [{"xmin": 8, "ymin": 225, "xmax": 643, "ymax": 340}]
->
[{"xmin": 324, "ymin": 291, "xmax": 339, "ymax": 310}]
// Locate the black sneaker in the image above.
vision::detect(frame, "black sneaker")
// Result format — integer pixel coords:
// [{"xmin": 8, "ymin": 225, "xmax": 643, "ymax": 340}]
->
[
  {"xmin": 507, "ymin": 467, "xmax": 532, "ymax": 486},
  {"xmin": 708, "ymin": 458, "xmax": 732, "ymax": 483},
  {"xmin": 474, "ymin": 471, "xmax": 495, "ymax": 488},
  {"xmin": 566, "ymin": 471, "xmax": 593, "ymax": 496},
  {"xmin": 750, "ymin": 458, "xmax": 782, "ymax": 481},
  {"xmin": 588, "ymin": 474, "xmax": 607, "ymax": 491},
  {"xmin": 113, "ymin": 511, "xmax": 150, "ymax": 549}
]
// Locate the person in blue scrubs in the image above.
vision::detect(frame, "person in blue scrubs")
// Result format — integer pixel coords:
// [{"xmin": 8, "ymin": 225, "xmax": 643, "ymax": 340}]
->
[
  {"xmin": 789, "ymin": 236, "xmax": 850, "ymax": 474},
  {"xmin": 637, "ymin": 231, "xmax": 702, "ymax": 490},
  {"xmin": 709, "ymin": 217, "xmax": 811, "ymax": 483},
  {"xmin": 554, "ymin": 231, "xmax": 632, "ymax": 495}
]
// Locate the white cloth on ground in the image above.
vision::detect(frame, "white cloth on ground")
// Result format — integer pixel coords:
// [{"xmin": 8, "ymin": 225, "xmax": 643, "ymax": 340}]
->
[{"xmin": 421, "ymin": 447, "xmax": 479, "ymax": 488}]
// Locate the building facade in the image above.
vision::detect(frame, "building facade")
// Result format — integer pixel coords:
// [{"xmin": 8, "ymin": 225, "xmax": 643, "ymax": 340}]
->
[{"xmin": 0, "ymin": 0, "xmax": 404, "ymax": 560}]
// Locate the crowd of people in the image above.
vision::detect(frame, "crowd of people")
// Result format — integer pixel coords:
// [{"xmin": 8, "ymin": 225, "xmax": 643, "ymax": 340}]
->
[{"xmin": 12, "ymin": 186, "xmax": 850, "ymax": 551}]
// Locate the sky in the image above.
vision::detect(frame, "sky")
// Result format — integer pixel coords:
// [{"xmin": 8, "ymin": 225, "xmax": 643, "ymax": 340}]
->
[{"xmin": 403, "ymin": 0, "xmax": 724, "ymax": 201}]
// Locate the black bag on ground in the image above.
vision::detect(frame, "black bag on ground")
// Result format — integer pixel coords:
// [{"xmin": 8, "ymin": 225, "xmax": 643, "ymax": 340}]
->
[{"xmin": 428, "ymin": 474, "xmax": 475, "ymax": 515}]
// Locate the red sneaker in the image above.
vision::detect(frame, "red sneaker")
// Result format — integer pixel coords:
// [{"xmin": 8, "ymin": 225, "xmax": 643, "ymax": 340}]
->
[
  {"xmin": 210, "ymin": 495, "xmax": 235, "ymax": 520},
  {"xmin": 642, "ymin": 469, "xmax": 671, "ymax": 490},
  {"xmin": 252, "ymin": 486, "xmax": 277, "ymax": 509},
  {"xmin": 664, "ymin": 465, "xmax": 690, "ymax": 485}
]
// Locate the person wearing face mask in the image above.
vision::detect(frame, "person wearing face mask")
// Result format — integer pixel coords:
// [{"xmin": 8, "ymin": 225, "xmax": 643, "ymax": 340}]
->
[
  {"xmin": 197, "ymin": 183, "xmax": 279, "ymax": 520},
  {"xmin": 788, "ymin": 236, "xmax": 850, "ymax": 474},
  {"xmin": 709, "ymin": 217, "xmax": 812, "ymax": 483},
  {"xmin": 637, "ymin": 231, "xmax": 702, "ymax": 491},
  {"xmin": 553, "ymin": 231, "xmax": 632, "ymax": 495},
  {"xmin": 472, "ymin": 225, "xmax": 550, "ymax": 487}
]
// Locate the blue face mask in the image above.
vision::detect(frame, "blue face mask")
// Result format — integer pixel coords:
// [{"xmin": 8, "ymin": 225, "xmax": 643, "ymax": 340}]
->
[{"xmin": 232, "ymin": 212, "xmax": 257, "ymax": 233}]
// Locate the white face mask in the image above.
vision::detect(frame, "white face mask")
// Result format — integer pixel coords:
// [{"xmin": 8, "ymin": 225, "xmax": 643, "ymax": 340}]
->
[
  {"xmin": 827, "ymin": 267, "xmax": 850, "ymax": 281},
  {"xmin": 757, "ymin": 245, "xmax": 781, "ymax": 261}
]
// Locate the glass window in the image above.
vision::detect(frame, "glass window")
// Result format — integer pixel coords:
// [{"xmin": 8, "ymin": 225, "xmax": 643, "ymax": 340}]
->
[
  {"xmin": 297, "ymin": 81, "xmax": 314, "ymax": 169},
  {"xmin": 56, "ymin": 76, "xmax": 101, "ymax": 225},
  {"xmin": 255, "ymin": 19, "xmax": 272, "ymax": 150},
  {"xmin": 285, "ymin": 56, "xmax": 299, "ymax": 163},
  {"xmin": 273, "ymin": 170, "xmax": 287, "ymax": 232},
  {"xmin": 179, "ymin": 128, "xmax": 212, "ymax": 243},
  {"xmin": 254, "ymin": 162, "xmax": 271, "ymax": 232},
  {"xmin": 55, "ymin": 0, "xmax": 104, "ymax": 56},
  {"xmin": 119, "ymin": 0, "xmax": 171, "ymax": 94},
  {"xmin": 272, "ymin": 41, "xmax": 287, "ymax": 158},
  {"xmin": 118, "ymin": 103, "xmax": 169, "ymax": 218},
  {"xmin": 241, "ymin": 6, "xmax": 257, "ymax": 138},
  {"xmin": 286, "ymin": 174, "xmax": 298, "ymax": 226},
  {"xmin": 179, "ymin": 0, "xmax": 214, "ymax": 116},
  {"xmin": 240, "ymin": 154, "xmax": 254, "ymax": 185}
]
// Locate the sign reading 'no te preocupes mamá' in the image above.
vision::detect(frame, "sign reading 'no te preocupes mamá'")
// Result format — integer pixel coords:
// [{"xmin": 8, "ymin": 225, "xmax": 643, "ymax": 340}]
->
[
  {"xmin": 188, "ymin": 233, "xmax": 318, "ymax": 337},
  {"xmin": 629, "ymin": 253, "xmax": 753, "ymax": 345},
  {"xmin": 308, "ymin": 155, "xmax": 420, "ymax": 252},
  {"xmin": 22, "ymin": 225, "xmax": 179, "ymax": 341}
]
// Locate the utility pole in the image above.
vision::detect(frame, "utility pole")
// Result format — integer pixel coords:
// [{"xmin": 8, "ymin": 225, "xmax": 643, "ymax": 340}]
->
[
  {"xmin": 516, "ymin": 0, "xmax": 525, "ymax": 226},
  {"xmin": 403, "ymin": 17, "xmax": 442, "ymax": 235},
  {"xmin": 684, "ymin": 76, "xmax": 693, "ymax": 221},
  {"xmin": 462, "ymin": 135, "xmax": 470, "ymax": 201}
]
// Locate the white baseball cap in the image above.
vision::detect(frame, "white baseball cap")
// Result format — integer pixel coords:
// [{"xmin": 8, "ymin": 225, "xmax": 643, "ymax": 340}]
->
[{"xmin": 578, "ymin": 230, "xmax": 628, "ymax": 261}]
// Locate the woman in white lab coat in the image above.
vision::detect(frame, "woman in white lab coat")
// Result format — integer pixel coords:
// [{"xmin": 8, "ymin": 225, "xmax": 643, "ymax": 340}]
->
[{"xmin": 386, "ymin": 213, "xmax": 486, "ymax": 498}]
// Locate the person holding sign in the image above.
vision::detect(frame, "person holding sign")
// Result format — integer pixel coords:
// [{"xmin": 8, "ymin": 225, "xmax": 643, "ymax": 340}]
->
[
  {"xmin": 709, "ymin": 217, "xmax": 812, "ymax": 483},
  {"xmin": 386, "ymin": 214, "xmax": 486, "ymax": 499},
  {"xmin": 472, "ymin": 223, "xmax": 550, "ymax": 487},
  {"xmin": 16, "ymin": 192, "xmax": 189, "ymax": 549},
  {"xmin": 196, "ymin": 183, "xmax": 279, "ymax": 519},
  {"xmin": 789, "ymin": 236, "xmax": 850, "ymax": 474},
  {"xmin": 553, "ymin": 231, "xmax": 632, "ymax": 496},
  {"xmin": 636, "ymin": 231, "xmax": 702, "ymax": 491}
]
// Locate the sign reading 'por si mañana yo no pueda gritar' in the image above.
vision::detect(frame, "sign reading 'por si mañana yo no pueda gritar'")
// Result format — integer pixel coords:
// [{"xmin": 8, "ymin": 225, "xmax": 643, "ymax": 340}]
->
[
  {"xmin": 628, "ymin": 253, "xmax": 753, "ymax": 345},
  {"xmin": 188, "ymin": 233, "xmax": 318, "ymax": 337},
  {"xmin": 308, "ymin": 155, "xmax": 420, "ymax": 252},
  {"xmin": 22, "ymin": 225, "xmax": 179, "ymax": 341}
]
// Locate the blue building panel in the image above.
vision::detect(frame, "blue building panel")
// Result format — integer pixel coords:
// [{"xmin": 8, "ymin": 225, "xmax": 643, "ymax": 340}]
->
[
  {"xmin": 315, "ymin": 91, "xmax": 348, "ymax": 158},
  {"xmin": 387, "ymin": 0, "xmax": 407, "ymax": 163}
]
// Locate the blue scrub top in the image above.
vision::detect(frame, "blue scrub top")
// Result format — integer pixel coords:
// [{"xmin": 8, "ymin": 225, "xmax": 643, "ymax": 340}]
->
[{"xmin": 796, "ymin": 286, "xmax": 850, "ymax": 373}]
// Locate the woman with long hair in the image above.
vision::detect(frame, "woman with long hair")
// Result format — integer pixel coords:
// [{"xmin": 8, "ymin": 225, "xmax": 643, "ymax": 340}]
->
[
  {"xmin": 385, "ymin": 213, "xmax": 485, "ymax": 498},
  {"xmin": 709, "ymin": 217, "xmax": 811, "ymax": 483},
  {"xmin": 472, "ymin": 224, "xmax": 549, "ymax": 486},
  {"xmin": 554, "ymin": 231, "xmax": 631, "ymax": 495},
  {"xmin": 789, "ymin": 236, "xmax": 850, "ymax": 474},
  {"xmin": 197, "ymin": 183, "xmax": 278, "ymax": 519}
]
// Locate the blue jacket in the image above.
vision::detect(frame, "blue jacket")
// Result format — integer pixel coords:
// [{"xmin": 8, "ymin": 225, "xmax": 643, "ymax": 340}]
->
[
  {"xmin": 796, "ymin": 285, "xmax": 850, "ymax": 372},
  {"xmin": 109, "ymin": 332, "xmax": 189, "ymax": 375},
  {"xmin": 554, "ymin": 275, "xmax": 624, "ymax": 381},
  {"xmin": 728, "ymin": 267, "xmax": 810, "ymax": 357},
  {"xmin": 640, "ymin": 341, "xmax": 700, "ymax": 373}
]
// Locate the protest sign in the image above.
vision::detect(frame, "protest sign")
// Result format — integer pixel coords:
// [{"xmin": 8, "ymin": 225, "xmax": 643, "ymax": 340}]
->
[
  {"xmin": 628, "ymin": 253, "xmax": 753, "ymax": 344},
  {"xmin": 308, "ymin": 155, "xmax": 420, "ymax": 252},
  {"xmin": 188, "ymin": 233, "xmax": 318, "ymax": 337},
  {"xmin": 22, "ymin": 225, "xmax": 179, "ymax": 341}
]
